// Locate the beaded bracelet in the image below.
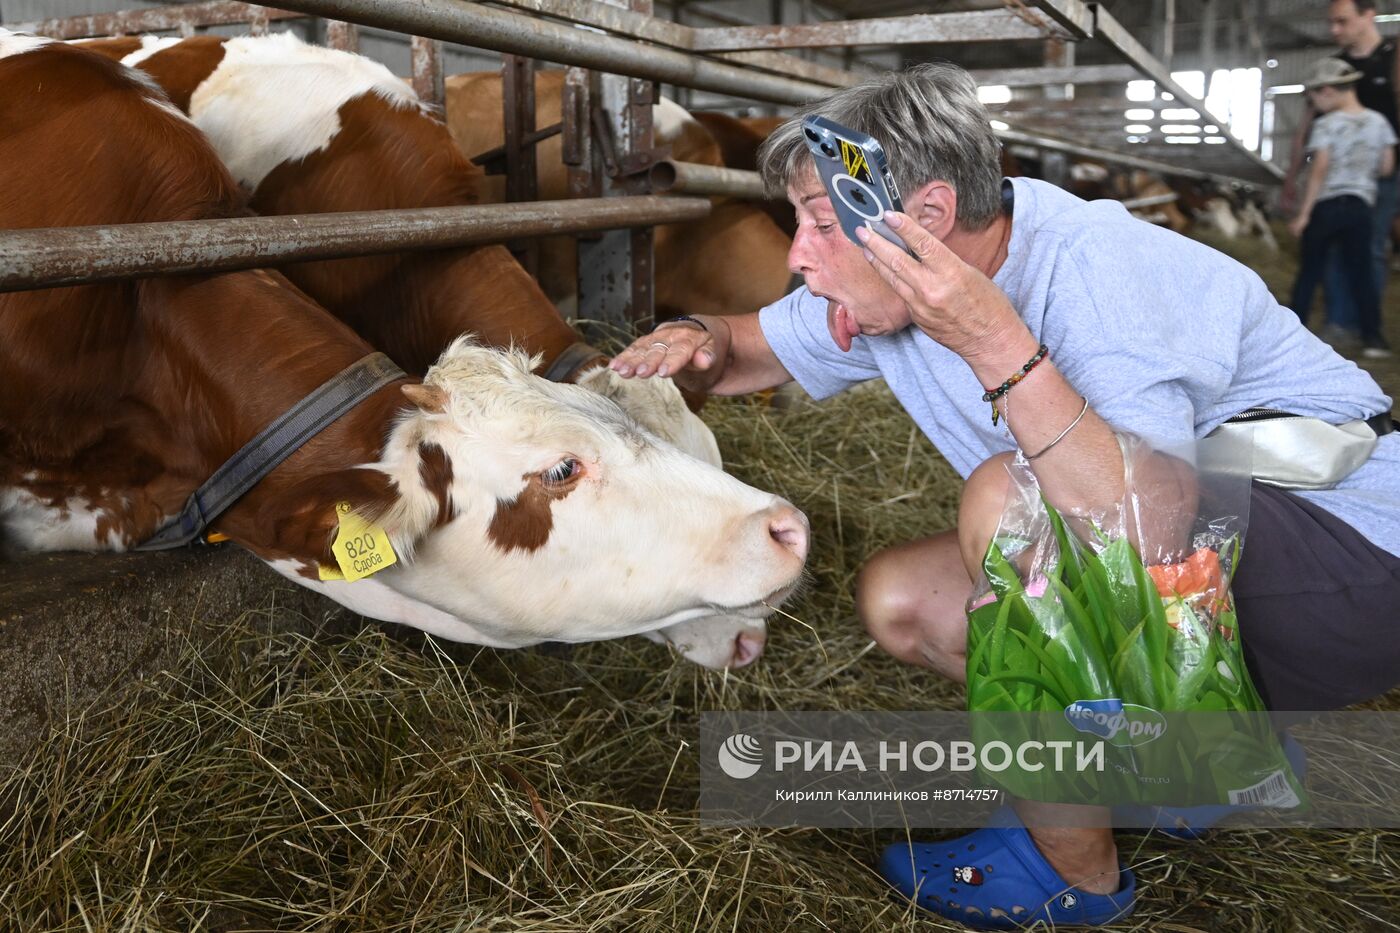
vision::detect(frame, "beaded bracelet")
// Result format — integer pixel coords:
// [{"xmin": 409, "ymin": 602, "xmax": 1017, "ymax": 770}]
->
[{"xmin": 981, "ymin": 344, "xmax": 1048, "ymax": 426}]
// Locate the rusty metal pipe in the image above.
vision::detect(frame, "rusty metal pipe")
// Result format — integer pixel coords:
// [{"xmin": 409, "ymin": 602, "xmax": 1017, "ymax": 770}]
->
[
  {"xmin": 7, "ymin": 1, "xmax": 302, "ymax": 39},
  {"xmin": 649, "ymin": 160, "xmax": 768, "ymax": 200},
  {"xmin": 0, "ymin": 196, "xmax": 710, "ymax": 293},
  {"xmin": 264, "ymin": 0, "xmax": 830, "ymax": 104}
]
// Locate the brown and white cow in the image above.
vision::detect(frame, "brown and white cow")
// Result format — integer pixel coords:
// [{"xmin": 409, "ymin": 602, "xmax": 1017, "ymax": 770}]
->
[
  {"xmin": 691, "ymin": 111, "xmax": 796, "ymax": 237},
  {"xmin": 79, "ymin": 32, "xmax": 783, "ymax": 667},
  {"xmin": 443, "ymin": 70, "xmax": 795, "ymax": 322},
  {"xmin": 0, "ymin": 34, "xmax": 807, "ymax": 659}
]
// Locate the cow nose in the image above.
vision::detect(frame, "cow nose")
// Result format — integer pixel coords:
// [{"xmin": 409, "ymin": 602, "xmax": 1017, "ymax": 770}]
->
[
  {"xmin": 768, "ymin": 502, "xmax": 810, "ymax": 563},
  {"xmin": 730, "ymin": 628, "xmax": 767, "ymax": 668}
]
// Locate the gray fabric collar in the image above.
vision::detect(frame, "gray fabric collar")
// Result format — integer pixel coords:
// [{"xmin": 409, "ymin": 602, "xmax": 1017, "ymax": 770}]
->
[
  {"xmin": 541, "ymin": 340, "xmax": 607, "ymax": 383},
  {"xmin": 136, "ymin": 352, "xmax": 406, "ymax": 551}
]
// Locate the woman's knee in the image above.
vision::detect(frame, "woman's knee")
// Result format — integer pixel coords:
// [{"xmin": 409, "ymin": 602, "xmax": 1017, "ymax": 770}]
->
[
  {"xmin": 957, "ymin": 452, "xmax": 1017, "ymax": 577},
  {"xmin": 855, "ymin": 548, "xmax": 927, "ymax": 664},
  {"xmin": 855, "ymin": 534, "xmax": 974, "ymax": 677}
]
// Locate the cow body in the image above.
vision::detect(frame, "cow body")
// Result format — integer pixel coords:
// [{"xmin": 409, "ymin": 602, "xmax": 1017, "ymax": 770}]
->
[
  {"xmin": 79, "ymin": 32, "xmax": 791, "ymax": 667},
  {"xmin": 1, "ymin": 35, "xmax": 808, "ymax": 660},
  {"xmin": 443, "ymin": 71, "xmax": 795, "ymax": 322}
]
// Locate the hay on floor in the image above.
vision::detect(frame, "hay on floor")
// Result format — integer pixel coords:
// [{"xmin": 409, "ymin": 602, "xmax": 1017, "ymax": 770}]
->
[{"xmin": 2, "ymin": 373, "xmax": 1397, "ymax": 932}]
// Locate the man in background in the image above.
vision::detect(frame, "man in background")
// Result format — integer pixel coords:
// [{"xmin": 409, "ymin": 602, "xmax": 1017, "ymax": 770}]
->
[
  {"xmin": 1284, "ymin": 0, "xmax": 1400, "ymax": 356},
  {"xmin": 1289, "ymin": 58, "xmax": 1396, "ymax": 353}
]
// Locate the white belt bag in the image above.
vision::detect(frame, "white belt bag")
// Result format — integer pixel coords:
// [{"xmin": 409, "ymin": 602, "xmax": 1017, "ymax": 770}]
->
[{"xmin": 1207, "ymin": 407, "xmax": 1394, "ymax": 490}]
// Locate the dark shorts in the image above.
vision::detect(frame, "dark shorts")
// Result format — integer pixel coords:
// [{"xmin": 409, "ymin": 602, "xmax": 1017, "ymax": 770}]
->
[{"xmin": 1234, "ymin": 481, "xmax": 1400, "ymax": 710}]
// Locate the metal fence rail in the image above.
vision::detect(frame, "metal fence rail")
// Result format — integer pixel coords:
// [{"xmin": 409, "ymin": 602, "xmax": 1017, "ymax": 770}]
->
[
  {"xmin": 9, "ymin": 0, "xmax": 1279, "ymax": 186},
  {"xmin": 649, "ymin": 161, "xmax": 767, "ymax": 200},
  {"xmin": 0, "ymin": 0, "xmax": 1282, "ymax": 304},
  {"xmin": 264, "ymin": 0, "xmax": 831, "ymax": 105},
  {"xmin": 0, "ymin": 197, "xmax": 709, "ymax": 293},
  {"xmin": 7, "ymin": 1, "xmax": 296, "ymax": 38}
]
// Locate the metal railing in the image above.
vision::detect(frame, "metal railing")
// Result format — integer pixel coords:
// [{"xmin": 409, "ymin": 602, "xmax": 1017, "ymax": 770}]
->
[
  {"xmin": 1, "ymin": 0, "xmax": 1278, "ymax": 303},
  {"xmin": 0, "ymin": 197, "xmax": 709, "ymax": 293}
]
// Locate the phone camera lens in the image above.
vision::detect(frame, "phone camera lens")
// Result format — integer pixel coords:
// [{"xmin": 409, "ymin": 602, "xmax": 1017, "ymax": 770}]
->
[
  {"xmin": 803, "ymin": 127, "xmax": 820, "ymax": 142},
  {"xmin": 820, "ymin": 142, "xmax": 834, "ymax": 156}
]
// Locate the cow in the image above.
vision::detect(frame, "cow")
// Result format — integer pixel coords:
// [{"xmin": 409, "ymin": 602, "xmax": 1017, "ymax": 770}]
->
[
  {"xmin": 691, "ymin": 111, "xmax": 797, "ymax": 237},
  {"xmin": 1194, "ymin": 194, "xmax": 1280, "ymax": 252},
  {"xmin": 0, "ymin": 34, "xmax": 808, "ymax": 663},
  {"xmin": 78, "ymin": 32, "xmax": 781, "ymax": 668},
  {"xmin": 443, "ymin": 70, "xmax": 795, "ymax": 322}
]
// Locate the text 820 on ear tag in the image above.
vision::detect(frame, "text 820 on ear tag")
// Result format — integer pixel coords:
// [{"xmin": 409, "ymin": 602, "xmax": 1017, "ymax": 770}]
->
[{"xmin": 331, "ymin": 501, "xmax": 398, "ymax": 582}]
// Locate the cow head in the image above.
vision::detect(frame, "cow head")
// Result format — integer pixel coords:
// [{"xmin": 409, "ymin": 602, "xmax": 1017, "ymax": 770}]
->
[
  {"xmin": 573, "ymin": 365, "xmax": 779, "ymax": 669},
  {"xmin": 281, "ymin": 340, "xmax": 807, "ymax": 662}
]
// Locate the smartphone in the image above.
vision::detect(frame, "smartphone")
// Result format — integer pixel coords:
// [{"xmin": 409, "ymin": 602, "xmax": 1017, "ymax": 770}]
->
[{"xmin": 800, "ymin": 115, "xmax": 913, "ymax": 256}]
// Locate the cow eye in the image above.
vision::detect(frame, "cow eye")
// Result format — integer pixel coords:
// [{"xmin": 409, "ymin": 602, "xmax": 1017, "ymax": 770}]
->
[{"xmin": 542, "ymin": 458, "xmax": 580, "ymax": 485}]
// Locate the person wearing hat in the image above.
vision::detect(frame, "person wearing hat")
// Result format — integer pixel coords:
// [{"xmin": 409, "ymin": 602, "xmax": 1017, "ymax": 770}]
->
[
  {"xmin": 1283, "ymin": 0, "xmax": 1400, "ymax": 357},
  {"xmin": 1290, "ymin": 56, "xmax": 1397, "ymax": 357}
]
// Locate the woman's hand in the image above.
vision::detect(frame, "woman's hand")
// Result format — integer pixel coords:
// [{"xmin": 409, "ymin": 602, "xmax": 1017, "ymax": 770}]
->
[
  {"xmin": 608, "ymin": 317, "xmax": 727, "ymax": 392},
  {"xmin": 856, "ymin": 212, "xmax": 1024, "ymax": 363}
]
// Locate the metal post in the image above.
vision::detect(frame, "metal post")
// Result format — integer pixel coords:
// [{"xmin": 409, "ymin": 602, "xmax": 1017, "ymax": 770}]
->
[
  {"xmin": 673, "ymin": 0, "xmax": 693, "ymax": 110},
  {"xmin": 1040, "ymin": 36, "xmax": 1073, "ymax": 189},
  {"xmin": 1200, "ymin": 0, "xmax": 1217, "ymax": 83},
  {"xmin": 577, "ymin": 0, "xmax": 657, "ymax": 333},
  {"xmin": 502, "ymin": 53, "xmax": 540, "ymax": 277},
  {"xmin": 767, "ymin": 0, "xmax": 783, "ymax": 117},
  {"xmin": 1162, "ymin": 0, "xmax": 1175, "ymax": 70},
  {"xmin": 410, "ymin": 35, "xmax": 445, "ymax": 106},
  {"xmin": 325, "ymin": 18, "xmax": 358, "ymax": 51},
  {"xmin": 563, "ymin": 67, "xmax": 594, "ymax": 201}
]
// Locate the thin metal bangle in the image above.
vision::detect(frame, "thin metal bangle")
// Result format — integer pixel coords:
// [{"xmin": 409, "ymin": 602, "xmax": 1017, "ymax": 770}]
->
[{"xmin": 1024, "ymin": 396, "xmax": 1090, "ymax": 460}]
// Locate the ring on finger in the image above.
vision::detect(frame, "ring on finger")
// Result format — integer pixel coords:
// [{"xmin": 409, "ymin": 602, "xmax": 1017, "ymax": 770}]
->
[{"xmin": 648, "ymin": 341, "xmax": 670, "ymax": 351}]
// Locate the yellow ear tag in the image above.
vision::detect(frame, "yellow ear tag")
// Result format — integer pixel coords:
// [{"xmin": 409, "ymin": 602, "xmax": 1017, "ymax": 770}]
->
[
  {"xmin": 330, "ymin": 501, "xmax": 398, "ymax": 582},
  {"xmin": 317, "ymin": 563, "xmax": 345, "ymax": 582}
]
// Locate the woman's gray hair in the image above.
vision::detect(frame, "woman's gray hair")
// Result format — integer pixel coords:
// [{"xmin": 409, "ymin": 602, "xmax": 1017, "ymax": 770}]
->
[{"xmin": 757, "ymin": 62, "xmax": 1004, "ymax": 230}]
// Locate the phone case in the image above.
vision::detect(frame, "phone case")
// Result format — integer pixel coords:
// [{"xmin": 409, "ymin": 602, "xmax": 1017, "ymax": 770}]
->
[{"xmin": 799, "ymin": 115, "xmax": 912, "ymax": 255}]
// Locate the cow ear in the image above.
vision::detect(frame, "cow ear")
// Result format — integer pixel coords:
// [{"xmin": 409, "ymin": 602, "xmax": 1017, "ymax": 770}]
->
[{"xmin": 403, "ymin": 383, "xmax": 448, "ymax": 413}]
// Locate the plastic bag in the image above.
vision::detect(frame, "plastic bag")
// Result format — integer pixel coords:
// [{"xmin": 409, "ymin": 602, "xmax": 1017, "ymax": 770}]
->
[{"xmin": 966, "ymin": 434, "xmax": 1306, "ymax": 809}]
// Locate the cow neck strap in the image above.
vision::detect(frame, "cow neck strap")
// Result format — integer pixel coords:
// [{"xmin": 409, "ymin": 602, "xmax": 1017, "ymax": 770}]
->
[
  {"xmin": 136, "ymin": 352, "xmax": 407, "ymax": 551},
  {"xmin": 542, "ymin": 340, "xmax": 607, "ymax": 383}
]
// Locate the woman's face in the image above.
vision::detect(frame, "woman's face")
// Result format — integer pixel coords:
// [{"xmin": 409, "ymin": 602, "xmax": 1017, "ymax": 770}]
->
[{"xmin": 785, "ymin": 166, "xmax": 913, "ymax": 352}]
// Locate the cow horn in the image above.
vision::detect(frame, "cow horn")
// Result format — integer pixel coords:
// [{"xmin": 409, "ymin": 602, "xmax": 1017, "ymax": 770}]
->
[{"xmin": 402, "ymin": 382, "xmax": 448, "ymax": 413}]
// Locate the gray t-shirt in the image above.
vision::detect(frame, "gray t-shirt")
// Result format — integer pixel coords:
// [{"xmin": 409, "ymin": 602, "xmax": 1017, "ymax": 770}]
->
[
  {"xmin": 1308, "ymin": 108, "xmax": 1398, "ymax": 206},
  {"xmin": 760, "ymin": 176, "xmax": 1400, "ymax": 557}
]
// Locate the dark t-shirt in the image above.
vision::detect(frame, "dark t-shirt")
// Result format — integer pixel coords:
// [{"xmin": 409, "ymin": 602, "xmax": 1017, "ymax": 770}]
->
[{"xmin": 1337, "ymin": 38, "xmax": 1398, "ymax": 135}]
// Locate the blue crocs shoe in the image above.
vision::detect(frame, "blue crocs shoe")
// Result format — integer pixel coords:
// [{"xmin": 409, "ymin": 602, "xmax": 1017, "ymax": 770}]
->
[
  {"xmin": 1115, "ymin": 732, "xmax": 1308, "ymax": 841},
  {"xmin": 877, "ymin": 810, "xmax": 1135, "ymax": 929}
]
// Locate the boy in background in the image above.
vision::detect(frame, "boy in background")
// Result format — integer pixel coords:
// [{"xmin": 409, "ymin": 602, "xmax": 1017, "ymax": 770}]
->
[{"xmin": 1291, "ymin": 57, "xmax": 1398, "ymax": 357}]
